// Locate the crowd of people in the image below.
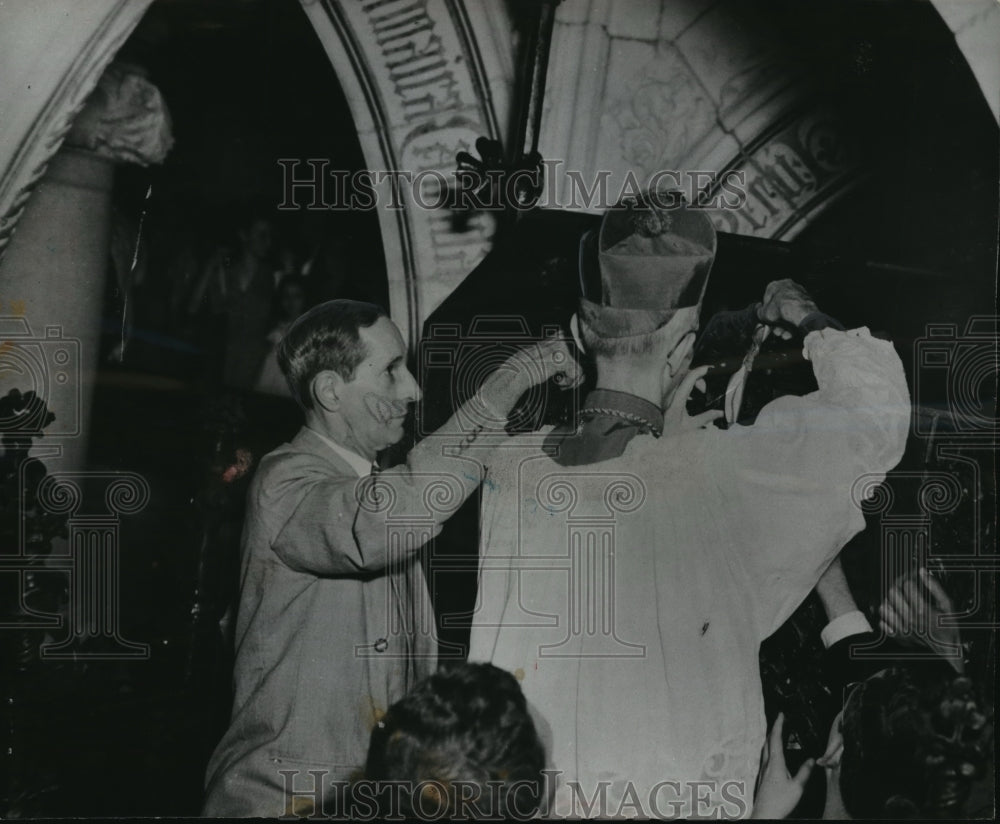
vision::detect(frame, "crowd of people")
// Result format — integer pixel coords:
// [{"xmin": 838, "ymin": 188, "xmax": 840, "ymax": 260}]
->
[
  {"xmin": 104, "ymin": 204, "xmax": 382, "ymax": 396},
  {"xmin": 198, "ymin": 193, "xmax": 992, "ymax": 819}
]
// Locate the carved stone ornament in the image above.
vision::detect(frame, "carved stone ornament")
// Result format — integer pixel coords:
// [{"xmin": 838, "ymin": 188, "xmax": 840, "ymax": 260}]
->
[{"xmin": 65, "ymin": 62, "xmax": 174, "ymax": 166}]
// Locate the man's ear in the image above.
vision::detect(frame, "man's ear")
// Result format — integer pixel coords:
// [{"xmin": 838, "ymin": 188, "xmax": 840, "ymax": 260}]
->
[{"xmin": 312, "ymin": 370, "xmax": 344, "ymax": 413}]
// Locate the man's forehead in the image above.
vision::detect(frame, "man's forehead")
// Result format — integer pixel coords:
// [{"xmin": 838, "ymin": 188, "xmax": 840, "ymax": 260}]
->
[{"xmin": 359, "ymin": 317, "xmax": 406, "ymax": 362}]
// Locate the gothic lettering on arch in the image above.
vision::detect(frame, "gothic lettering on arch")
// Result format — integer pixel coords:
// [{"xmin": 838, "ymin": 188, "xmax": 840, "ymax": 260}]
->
[
  {"xmin": 303, "ymin": 0, "xmax": 503, "ymax": 333},
  {"xmin": 358, "ymin": 0, "xmax": 466, "ymax": 123},
  {"xmin": 427, "ymin": 211, "xmax": 489, "ymax": 273}
]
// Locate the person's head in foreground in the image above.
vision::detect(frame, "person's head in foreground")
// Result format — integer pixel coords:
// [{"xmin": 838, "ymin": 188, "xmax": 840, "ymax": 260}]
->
[
  {"xmin": 276, "ymin": 299, "xmax": 421, "ymax": 460},
  {"xmin": 362, "ymin": 662, "xmax": 546, "ymax": 820},
  {"xmin": 575, "ymin": 189, "xmax": 717, "ymax": 408},
  {"xmin": 825, "ymin": 664, "xmax": 993, "ymax": 819}
]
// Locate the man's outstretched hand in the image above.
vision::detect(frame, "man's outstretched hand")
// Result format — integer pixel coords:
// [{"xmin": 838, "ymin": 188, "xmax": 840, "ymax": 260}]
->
[
  {"xmin": 757, "ymin": 279, "xmax": 819, "ymax": 339},
  {"xmin": 663, "ymin": 364, "xmax": 724, "ymax": 435},
  {"xmin": 879, "ymin": 567, "xmax": 964, "ymax": 672},
  {"xmin": 751, "ymin": 713, "xmax": 814, "ymax": 819},
  {"xmin": 478, "ymin": 337, "xmax": 583, "ymax": 419}
]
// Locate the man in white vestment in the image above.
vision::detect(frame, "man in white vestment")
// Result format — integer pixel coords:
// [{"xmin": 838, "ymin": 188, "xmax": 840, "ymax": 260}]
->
[{"xmin": 468, "ymin": 193, "xmax": 910, "ymax": 818}]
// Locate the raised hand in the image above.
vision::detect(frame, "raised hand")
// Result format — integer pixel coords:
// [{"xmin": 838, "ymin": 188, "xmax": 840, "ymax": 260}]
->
[
  {"xmin": 478, "ymin": 337, "xmax": 583, "ymax": 419},
  {"xmin": 529, "ymin": 336, "xmax": 584, "ymax": 389},
  {"xmin": 751, "ymin": 713, "xmax": 815, "ymax": 819},
  {"xmin": 756, "ymin": 279, "xmax": 819, "ymax": 339},
  {"xmin": 879, "ymin": 567, "xmax": 964, "ymax": 672},
  {"xmin": 663, "ymin": 364, "xmax": 724, "ymax": 435}
]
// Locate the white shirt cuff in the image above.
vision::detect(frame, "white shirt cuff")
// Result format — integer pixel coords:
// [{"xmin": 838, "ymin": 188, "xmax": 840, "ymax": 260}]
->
[{"xmin": 821, "ymin": 610, "xmax": 873, "ymax": 649}]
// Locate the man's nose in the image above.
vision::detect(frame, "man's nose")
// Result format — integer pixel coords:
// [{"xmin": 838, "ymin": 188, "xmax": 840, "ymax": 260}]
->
[{"xmin": 400, "ymin": 367, "xmax": 422, "ymax": 403}]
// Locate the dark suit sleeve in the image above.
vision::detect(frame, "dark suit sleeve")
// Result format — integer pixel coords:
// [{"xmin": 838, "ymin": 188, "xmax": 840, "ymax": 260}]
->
[
  {"xmin": 823, "ymin": 630, "xmax": 884, "ymax": 702},
  {"xmin": 694, "ymin": 303, "xmax": 760, "ymax": 363},
  {"xmin": 799, "ymin": 311, "xmax": 846, "ymax": 334},
  {"xmin": 695, "ymin": 305, "xmax": 846, "ymax": 363}
]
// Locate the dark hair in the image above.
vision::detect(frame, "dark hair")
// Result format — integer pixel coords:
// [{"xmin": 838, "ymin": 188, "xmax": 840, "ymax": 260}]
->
[
  {"xmin": 276, "ymin": 299, "xmax": 387, "ymax": 409},
  {"xmin": 362, "ymin": 662, "xmax": 546, "ymax": 819},
  {"xmin": 839, "ymin": 665, "xmax": 993, "ymax": 819}
]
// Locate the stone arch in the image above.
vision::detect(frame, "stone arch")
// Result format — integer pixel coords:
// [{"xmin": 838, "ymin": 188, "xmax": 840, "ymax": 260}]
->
[
  {"xmin": 0, "ymin": 0, "xmax": 513, "ymax": 471},
  {"xmin": 523, "ymin": 0, "xmax": 998, "ymax": 240},
  {"xmin": 0, "ymin": 0, "xmax": 515, "ymax": 347},
  {"xmin": 534, "ymin": 0, "xmax": 864, "ymax": 240},
  {"xmin": 1, "ymin": 0, "xmax": 995, "ymax": 336},
  {"xmin": 0, "ymin": 0, "xmax": 155, "ymax": 260},
  {"xmin": 295, "ymin": 0, "xmax": 512, "ymax": 346},
  {"xmin": 930, "ymin": 0, "xmax": 1000, "ymax": 123}
]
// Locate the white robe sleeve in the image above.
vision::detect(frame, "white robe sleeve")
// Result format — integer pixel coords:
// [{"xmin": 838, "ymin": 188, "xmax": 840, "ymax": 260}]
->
[{"xmin": 710, "ymin": 327, "xmax": 910, "ymax": 637}]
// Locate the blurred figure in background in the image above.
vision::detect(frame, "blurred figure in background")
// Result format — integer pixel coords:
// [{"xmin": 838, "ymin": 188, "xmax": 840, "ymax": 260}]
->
[
  {"xmin": 254, "ymin": 274, "xmax": 308, "ymax": 397},
  {"xmin": 752, "ymin": 562, "xmax": 993, "ymax": 819},
  {"xmin": 753, "ymin": 664, "xmax": 992, "ymax": 820},
  {"xmin": 830, "ymin": 663, "xmax": 991, "ymax": 819},
  {"xmin": 188, "ymin": 207, "xmax": 277, "ymax": 389}
]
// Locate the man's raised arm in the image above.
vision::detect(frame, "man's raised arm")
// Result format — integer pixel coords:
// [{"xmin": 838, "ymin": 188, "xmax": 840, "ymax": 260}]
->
[
  {"xmin": 269, "ymin": 338, "xmax": 580, "ymax": 575},
  {"xmin": 712, "ymin": 280, "xmax": 910, "ymax": 633}
]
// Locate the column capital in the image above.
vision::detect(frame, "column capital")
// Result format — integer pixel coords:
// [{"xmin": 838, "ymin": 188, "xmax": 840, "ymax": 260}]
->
[{"xmin": 64, "ymin": 62, "xmax": 173, "ymax": 167}]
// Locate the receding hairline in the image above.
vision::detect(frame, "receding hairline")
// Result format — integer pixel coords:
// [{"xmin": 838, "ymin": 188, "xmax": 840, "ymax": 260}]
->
[
  {"xmin": 284, "ymin": 298, "xmax": 387, "ymax": 338},
  {"xmin": 276, "ymin": 299, "xmax": 390, "ymax": 408}
]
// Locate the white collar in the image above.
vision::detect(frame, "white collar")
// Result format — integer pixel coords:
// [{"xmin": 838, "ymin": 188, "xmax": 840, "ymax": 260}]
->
[{"xmin": 307, "ymin": 427, "xmax": 374, "ymax": 478}]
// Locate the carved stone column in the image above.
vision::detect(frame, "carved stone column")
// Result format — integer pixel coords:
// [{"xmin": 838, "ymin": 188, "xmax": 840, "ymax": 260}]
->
[
  {"xmin": 0, "ymin": 63, "xmax": 172, "ymax": 470},
  {"xmin": 0, "ymin": 1, "xmax": 155, "ymax": 258},
  {"xmin": 0, "ymin": 149, "xmax": 114, "ymax": 471}
]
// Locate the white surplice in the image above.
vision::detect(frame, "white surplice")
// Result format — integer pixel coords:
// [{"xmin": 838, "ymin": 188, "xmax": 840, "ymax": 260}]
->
[{"xmin": 470, "ymin": 328, "xmax": 910, "ymax": 818}]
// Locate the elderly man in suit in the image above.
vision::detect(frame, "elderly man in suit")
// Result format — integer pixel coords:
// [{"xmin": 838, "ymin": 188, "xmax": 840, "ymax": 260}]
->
[{"xmin": 203, "ymin": 300, "xmax": 579, "ymax": 817}]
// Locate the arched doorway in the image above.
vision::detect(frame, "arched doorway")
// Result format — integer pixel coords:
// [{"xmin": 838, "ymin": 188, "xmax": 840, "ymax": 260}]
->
[{"xmin": 1, "ymin": 0, "xmax": 996, "ymax": 334}]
